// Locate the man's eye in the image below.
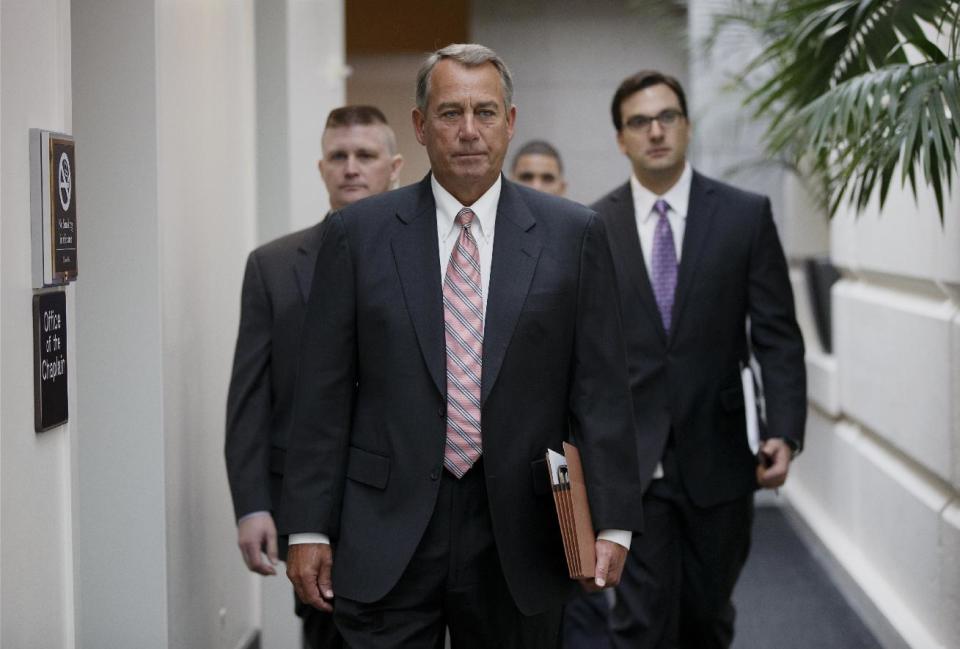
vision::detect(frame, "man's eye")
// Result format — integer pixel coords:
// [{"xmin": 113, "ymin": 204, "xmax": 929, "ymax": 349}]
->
[
  {"xmin": 518, "ymin": 173, "xmax": 535, "ymax": 181},
  {"xmin": 478, "ymin": 109, "xmax": 496, "ymax": 118},
  {"xmin": 329, "ymin": 153, "xmax": 347, "ymax": 161},
  {"xmin": 441, "ymin": 111, "xmax": 459, "ymax": 119},
  {"xmin": 626, "ymin": 116, "xmax": 652, "ymax": 129}
]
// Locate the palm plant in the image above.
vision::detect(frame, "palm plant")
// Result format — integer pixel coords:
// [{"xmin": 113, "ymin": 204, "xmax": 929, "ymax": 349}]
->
[{"xmin": 714, "ymin": 0, "xmax": 960, "ymax": 221}]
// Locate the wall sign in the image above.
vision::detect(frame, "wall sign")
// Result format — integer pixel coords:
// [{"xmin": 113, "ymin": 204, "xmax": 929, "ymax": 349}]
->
[
  {"xmin": 30, "ymin": 129, "xmax": 77, "ymax": 287},
  {"xmin": 33, "ymin": 290, "xmax": 69, "ymax": 432}
]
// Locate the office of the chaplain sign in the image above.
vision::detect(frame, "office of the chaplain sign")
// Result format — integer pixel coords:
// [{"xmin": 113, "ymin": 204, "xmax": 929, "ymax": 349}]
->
[
  {"xmin": 30, "ymin": 129, "xmax": 77, "ymax": 288},
  {"xmin": 33, "ymin": 290, "xmax": 68, "ymax": 431}
]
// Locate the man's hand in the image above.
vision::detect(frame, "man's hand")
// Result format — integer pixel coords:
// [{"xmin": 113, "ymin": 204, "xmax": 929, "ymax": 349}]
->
[
  {"xmin": 757, "ymin": 438, "xmax": 793, "ymax": 489},
  {"xmin": 287, "ymin": 543, "xmax": 335, "ymax": 612},
  {"xmin": 579, "ymin": 539, "xmax": 628, "ymax": 592},
  {"xmin": 237, "ymin": 512, "xmax": 279, "ymax": 576}
]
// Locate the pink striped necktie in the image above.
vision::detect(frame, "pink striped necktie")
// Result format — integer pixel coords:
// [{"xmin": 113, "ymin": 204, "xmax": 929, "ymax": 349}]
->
[{"xmin": 442, "ymin": 208, "xmax": 484, "ymax": 478}]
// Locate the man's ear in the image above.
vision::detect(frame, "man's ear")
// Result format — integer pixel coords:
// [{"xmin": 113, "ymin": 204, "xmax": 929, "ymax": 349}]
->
[
  {"xmin": 390, "ymin": 154, "xmax": 404, "ymax": 188},
  {"xmin": 616, "ymin": 130, "xmax": 627, "ymax": 156},
  {"xmin": 506, "ymin": 104, "xmax": 517, "ymax": 141},
  {"xmin": 412, "ymin": 108, "xmax": 427, "ymax": 145}
]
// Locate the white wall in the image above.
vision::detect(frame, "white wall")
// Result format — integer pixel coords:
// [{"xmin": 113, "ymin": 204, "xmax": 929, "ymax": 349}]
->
[
  {"xmin": 257, "ymin": 0, "xmax": 346, "ymax": 240},
  {"xmin": 471, "ymin": 0, "xmax": 688, "ymax": 205},
  {"xmin": 689, "ymin": 2, "xmax": 960, "ymax": 647},
  {"xmin": 69, "ymin": 1, "xmax": 344, "ymax": 648},
  {"xmin": 155, "ymin": 3, "xmax": 260, "ymax": 648},
  {"xmin": 789, "ymin": 180, "xmax": 960, "ymax": 649},
  {"xmin": 1, "ymin": 1, "xmax": 77, "ymax": 648}
]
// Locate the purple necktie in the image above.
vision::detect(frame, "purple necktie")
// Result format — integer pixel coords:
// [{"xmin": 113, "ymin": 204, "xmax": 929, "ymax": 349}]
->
[
  {"xmin": 651, "ymin": 198, "xmax": 677, "ymax": 332},
  {"xmin": 442, "ymin": 208, "xmax": 484, "ymax": 478}
]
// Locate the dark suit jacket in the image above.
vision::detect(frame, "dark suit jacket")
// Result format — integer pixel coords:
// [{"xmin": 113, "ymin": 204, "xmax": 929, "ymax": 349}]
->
[
  {"xmin": 224, "ymin": 222, "xmax": 324, "ymax": 559},
  {"xmin": 281, "ymin": 175, "xmax": 644, "ymax": 615},
  {"xmin": 593, "ymin": 172, "xmax": 806, "ymax": 508}
]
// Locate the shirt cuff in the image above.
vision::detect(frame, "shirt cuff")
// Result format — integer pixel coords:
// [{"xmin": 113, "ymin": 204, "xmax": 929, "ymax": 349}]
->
[
  {"xmin": 597, "ymin": 529, "xmax": 632, "ymax": 550},
  {"xmin": 289, "ymin": 533, "xmax": 330, "ymax": 545},
  {"xmin": 237, "ymin": 510, "xmax": 271, "ymax": 524}
]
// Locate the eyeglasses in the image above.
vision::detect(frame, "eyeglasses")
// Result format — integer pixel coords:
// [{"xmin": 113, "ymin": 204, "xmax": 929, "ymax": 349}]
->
[{"xmin": 623, "ymin": 109, "xmax": 684, "ymax": 132}]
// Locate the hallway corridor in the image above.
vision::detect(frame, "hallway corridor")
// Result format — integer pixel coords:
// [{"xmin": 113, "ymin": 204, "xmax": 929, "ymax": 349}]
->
[{"xmin": 733, "ymin": 505, "xmax": 892, "ymax": 649}]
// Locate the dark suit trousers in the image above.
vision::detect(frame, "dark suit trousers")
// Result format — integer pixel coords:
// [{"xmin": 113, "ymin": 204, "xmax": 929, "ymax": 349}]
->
[
  {"xmin": 609, "ymin": 446, "xmax": 754, "ymax": 649},
  {"xmin": 295, "ymin": 593, "xmax": 343, "ymax": 649},
  {"xmin": 333, "ymin": 460, "xmax": 562, "ymax": 649}
]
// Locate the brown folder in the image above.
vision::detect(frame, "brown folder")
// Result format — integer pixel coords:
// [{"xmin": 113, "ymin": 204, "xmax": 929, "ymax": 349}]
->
[{"xmin": 545, "ymin": 442, "xmax": 596, "ymax": 579}]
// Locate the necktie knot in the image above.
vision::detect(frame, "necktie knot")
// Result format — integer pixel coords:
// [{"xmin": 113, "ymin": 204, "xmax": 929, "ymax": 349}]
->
[
  {"xmin": 653, "ymin": 199, "xmax": 670, "ymax": 220},
  {"xmin": 456, "ymin": 208, "xmax": 476, "ymax": 229}
]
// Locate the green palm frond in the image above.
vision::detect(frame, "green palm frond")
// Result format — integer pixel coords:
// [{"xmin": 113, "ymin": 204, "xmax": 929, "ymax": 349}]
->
[{"xmin": 713, "ymin": 0, "xmax": 960, "ymax": 221}]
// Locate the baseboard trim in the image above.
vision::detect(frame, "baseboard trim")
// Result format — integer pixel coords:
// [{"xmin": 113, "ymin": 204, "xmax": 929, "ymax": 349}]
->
[
  {"xmin": 233, "ymin": 628, "xmax": 260, "ymax": 649},
  {"xmin": 774, "ymin": 499, "xmax": 914, "ymax": 649}
]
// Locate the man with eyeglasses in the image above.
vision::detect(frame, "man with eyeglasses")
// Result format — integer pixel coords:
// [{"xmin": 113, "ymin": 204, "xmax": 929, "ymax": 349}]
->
[{"xmin": 572, "ymin": 70, "xmax": 807, "ymax": 649}]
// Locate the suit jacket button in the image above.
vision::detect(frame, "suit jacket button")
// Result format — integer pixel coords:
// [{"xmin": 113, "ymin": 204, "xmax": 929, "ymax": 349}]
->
[
  {"xmin": 430, "ymin": 467, "xmax": 441, "ymax": 481},
  {"xmin": 437, "ymin": 405, "xmax": 445, "ymax": 417}
]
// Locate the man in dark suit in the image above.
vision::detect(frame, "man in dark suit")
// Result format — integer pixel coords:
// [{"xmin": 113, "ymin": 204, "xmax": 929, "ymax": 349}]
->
[
  {"xmin": 281, "ymin": 43, "xmax": 644, "ymax": 649},
  {"xmin": 580, "ymin": 70, "xmax": 807, "ymax": 649},
  {"xmin": 224, "ymin": 105, "xmax": 403, "ymax": 648}
]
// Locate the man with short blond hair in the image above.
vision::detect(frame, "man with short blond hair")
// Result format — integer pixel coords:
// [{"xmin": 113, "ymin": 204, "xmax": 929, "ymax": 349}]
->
[{"xmin": 225, "ymin": 104, "xmax": 402, "ymax": 649}]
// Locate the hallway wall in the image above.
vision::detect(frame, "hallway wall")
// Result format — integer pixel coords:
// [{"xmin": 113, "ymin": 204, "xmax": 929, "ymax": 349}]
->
[
  {"xmin": 155, "ymin": 3, "xmax": 259, "ymax": 648},
  {"xmin": 471, "ymin": 0, "xmax": 688, "ymax": 205},
  {"xmin": 688, "ymin": 2, "xmax": 960, "ymax": 647},
  {"xmin": 0, "ymin": 1, "xmax": 346, "ymax": 647},
  {"xmin": 0, "ymin": 1, "xmax": 76, "ymax": 647}
]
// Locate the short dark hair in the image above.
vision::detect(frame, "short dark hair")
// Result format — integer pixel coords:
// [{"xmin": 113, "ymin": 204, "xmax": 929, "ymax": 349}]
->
[
  {"xmin": 610, "ymin": 70, "xmax": 688, "ymax": 131},
  {"xmin": 511, "ymin": 140, "xmax": 564, "ymax": 174},
  {"xmin": 325, "ymin": 105, "xmax": 389, "ymax": 129}
]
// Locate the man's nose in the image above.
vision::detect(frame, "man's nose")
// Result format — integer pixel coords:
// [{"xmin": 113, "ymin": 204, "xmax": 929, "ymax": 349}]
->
[
  {"xmin": 344, "ymin": 155, "xmax": 360, "ymax": 175},
  {"xmin": 648, "ymin": 119, "xmax": 665, "ymax": 139},
  {"xmin": 459, "ymin": 115, "xmax": 480, "ymax": 140}
]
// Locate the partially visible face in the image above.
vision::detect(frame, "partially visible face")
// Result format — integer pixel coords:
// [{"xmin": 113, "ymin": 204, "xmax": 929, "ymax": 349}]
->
[
  {"xmin": 412, "ymin": 60, "xmax": 516, "ymax": 203},
  {"xmin": 512, "ymin": 153, "xmax": 566, "ymax": 196},
  {"xmin": 319, "ymin": 124, "xmax": 402, "ymax": 210},
  {"xmin": 616, "ymin": 83, "xmax": 691, "ymax": 181}
]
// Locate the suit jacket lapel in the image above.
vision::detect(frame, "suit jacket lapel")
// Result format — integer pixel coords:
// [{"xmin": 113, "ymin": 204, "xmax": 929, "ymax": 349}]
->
[
  {"xmin": 392, "ymin": 177, "xmax": 446, "ymax": 396},
  {"xmin": 482, "ymin": 181, "xmax": 542, "ymax": 405},
  {"xmin": 604, "ymin": 183, "xmax": 667, "ymax": 342},
  {"xmin": 671, "ymin": 171, "xmax": 717, "ymax": 335},
  {"xmin": 294, "ymin": 220, "xmax": 325, "ymax": 303}
]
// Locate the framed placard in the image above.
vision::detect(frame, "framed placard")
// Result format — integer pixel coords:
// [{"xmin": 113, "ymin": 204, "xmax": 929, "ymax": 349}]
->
[
  {"xmin": 33, "ymin": 290, "xmax": 69, "ymax": 432},
  {"xmin": 30, "ymin": 129, "xmax": 78, "ymax": 287}
]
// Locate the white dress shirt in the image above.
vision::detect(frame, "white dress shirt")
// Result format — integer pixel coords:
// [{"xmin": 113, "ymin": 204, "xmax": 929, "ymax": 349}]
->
[
  {"xmin": 630, "ymin": 162, "xmax": 692, "ymax": 481},
  {"xmin": 630, "ymin": 161, "xmax": 691, "ymax": 275},
  {"xmin": 291, "ymin": 175, "xmax": 630, "ymax": 552}
]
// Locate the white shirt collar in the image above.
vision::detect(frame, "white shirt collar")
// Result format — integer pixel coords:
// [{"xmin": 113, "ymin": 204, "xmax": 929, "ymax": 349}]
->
[
  {"xmin": 630, "ymin": 161, "xmax": 693, "ymax": 223},
  {"xmin": 433, "ymin": 174, "xmax": 501, "ymax": 243}
]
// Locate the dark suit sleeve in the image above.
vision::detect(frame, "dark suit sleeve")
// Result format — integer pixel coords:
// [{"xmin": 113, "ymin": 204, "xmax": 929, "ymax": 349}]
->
[
  {"xmin": 224, "ymin": 250, "xmax": 274, "ymax": 520},
  {"xmin": 569, "ymin": 214, "xmax": 645, "ymax": 533},
  {"xmin": 747, "ymin": 200, "xmax": 807, "ymax": 448},
  {"xmin": 280, "ymin": 213, "xmax": 357, "ymax": 536}
]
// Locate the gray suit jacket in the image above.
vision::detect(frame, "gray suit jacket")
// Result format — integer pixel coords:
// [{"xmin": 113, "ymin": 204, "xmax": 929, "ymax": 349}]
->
[{"xmin": 224, "ymin": 221, "xmax": 324, "ymax": 558}]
